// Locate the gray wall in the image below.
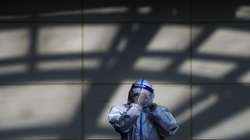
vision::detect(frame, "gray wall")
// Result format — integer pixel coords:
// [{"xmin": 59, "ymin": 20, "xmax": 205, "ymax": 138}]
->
[{"xmin": 0, "ymin": 0, "xmax": 250, "ymax": 139}]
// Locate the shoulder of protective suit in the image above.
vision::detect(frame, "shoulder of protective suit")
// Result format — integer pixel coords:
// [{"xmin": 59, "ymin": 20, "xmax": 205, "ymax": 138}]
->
[{"xmin": 155, "ymin": 105, "xmax": 170, "ymax": 112}]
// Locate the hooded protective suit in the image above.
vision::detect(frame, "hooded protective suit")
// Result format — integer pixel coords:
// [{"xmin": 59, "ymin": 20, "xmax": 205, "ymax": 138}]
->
[{"xmin": 108, "ymin": 80, "xmax": 179, "ymax": 140}]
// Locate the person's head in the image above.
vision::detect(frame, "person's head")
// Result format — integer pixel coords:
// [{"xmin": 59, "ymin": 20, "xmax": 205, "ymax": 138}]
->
[{"xmin": 128, "ymin": 79, "xmax": 155, "ymax": 105}]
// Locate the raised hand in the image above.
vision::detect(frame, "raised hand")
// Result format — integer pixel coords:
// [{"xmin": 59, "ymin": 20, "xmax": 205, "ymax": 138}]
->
[{"xmin": 137, "ymin": 92, "xmax": 148, "ymax": 106}]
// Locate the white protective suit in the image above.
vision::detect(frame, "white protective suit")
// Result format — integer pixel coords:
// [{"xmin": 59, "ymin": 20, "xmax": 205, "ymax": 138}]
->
[{"xmin": 108, "ymin": 80, "xmax": 179, "ymax": 140}]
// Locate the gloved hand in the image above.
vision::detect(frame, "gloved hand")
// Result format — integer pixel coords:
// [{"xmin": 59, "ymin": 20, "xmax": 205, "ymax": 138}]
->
[
  {"xmin": 126, "ymin": 103, "xmax": 142, "ymax": 117},
  {"xmin": 137, "ymin": 92, "xmax": 149, "ymax": 106},
  {"xmin": 149, "ymin": 103, "xmax": 157, "ymax": 112}
]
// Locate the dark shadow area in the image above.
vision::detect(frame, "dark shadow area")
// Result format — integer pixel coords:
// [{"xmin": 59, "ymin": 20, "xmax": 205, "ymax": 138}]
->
[
  {"xmin": 192, "ymin": 0, "xmax": 250, "ymax": 22},
  {"xmin": 84, "ymin": 0, "xmax": 189, "ymax": 23},
  {"xmin": 0, "ymin": 0, "xmax": 81, "ymax": 15},
  {"xmin": 0, "ymin": 0, "xmax": 82, "ymax": 22},
  {"xmin": 0, "ymin": 0, "xmax": 249, "ymax": 140}
]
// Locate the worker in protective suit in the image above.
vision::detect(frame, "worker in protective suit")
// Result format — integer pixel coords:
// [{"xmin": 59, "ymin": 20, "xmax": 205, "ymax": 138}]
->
[{"xmin": 108, "ymin": 79, "xmax": 179, "ymax": 140}]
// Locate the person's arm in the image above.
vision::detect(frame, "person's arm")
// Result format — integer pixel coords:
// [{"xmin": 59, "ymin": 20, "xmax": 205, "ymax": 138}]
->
[
  {"xmin": 108, "ymin": 104, "xmax": 142, "ymax": 133},
  {"xmin": 151, "ymin": 106, "xmax": 179, "ymax": 137}
]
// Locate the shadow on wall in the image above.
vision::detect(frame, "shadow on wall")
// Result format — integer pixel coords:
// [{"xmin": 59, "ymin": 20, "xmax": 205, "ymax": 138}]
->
[
  {"xmin": 84, "ymin": 0, "xmax": 250, "ymax": 139},
  {"xmin": 0, "ymin": 1, "xmax": 83, "ymax": 139},
  {"xmin": 0, "ymin": 0, "xmax": 249, "ymax": 139}
]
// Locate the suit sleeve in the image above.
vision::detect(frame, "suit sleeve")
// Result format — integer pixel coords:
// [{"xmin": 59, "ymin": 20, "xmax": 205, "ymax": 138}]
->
[
  {"xmin": 151, "ymin": 106, "xmax": 179, "ymax": 137},
  {"xmin": 108, "ymin": 104, "xmax": 142, "ymax": 133}
]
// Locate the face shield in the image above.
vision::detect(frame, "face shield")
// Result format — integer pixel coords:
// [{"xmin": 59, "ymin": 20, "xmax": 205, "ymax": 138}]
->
[{"xmin": 128, "ymin": 79, "xmax": 155, "ymax": 106}]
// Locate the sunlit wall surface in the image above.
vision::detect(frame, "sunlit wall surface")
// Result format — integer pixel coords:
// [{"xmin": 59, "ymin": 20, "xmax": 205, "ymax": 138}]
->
[
  {"xmin": 0, "ymin": 0, "xmax": 250, "ymax": 139},
  {"xmin": 83, "ymin": 1, "xmax": 250, "ymax": 140},
  {"xmin": 0, "ymin": 22, "xmax": 83, "ymax": 139},
  {"xmin": 0, "ymin": 0, "xmax": 83, "ymax": 139}
]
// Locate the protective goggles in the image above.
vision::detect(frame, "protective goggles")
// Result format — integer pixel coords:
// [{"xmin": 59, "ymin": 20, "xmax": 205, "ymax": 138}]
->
[{"xmin": 131, "ymin": 83, "xmax": 154, "ymax": 94}]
